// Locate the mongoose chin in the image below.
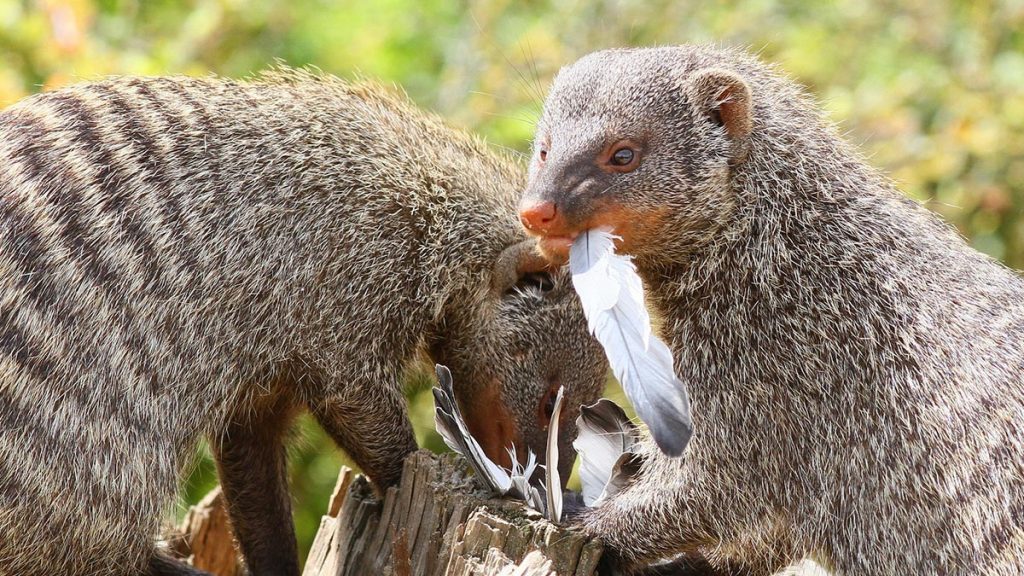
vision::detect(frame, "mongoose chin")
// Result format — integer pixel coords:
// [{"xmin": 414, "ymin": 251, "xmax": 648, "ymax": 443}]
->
[
  {"xmin": 522, "ymin": 45, "xmax": 1024, "ymax": 575},
  {"xmin": 0, "ymin": 70, "xmax": 607, "ymax": 575}
]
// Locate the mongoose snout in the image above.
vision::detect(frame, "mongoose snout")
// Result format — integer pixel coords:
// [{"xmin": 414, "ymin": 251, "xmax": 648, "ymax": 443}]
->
[
  {"xmin": 518, "ymin": 198, "xmax": 561, "ymax": 233},
  {"xmin": 520, "ymin": 191, "xmax": 577, "ymax": 266}
]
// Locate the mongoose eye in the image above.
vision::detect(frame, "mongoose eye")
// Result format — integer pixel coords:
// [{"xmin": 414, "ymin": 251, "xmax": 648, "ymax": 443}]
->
[
  {"xmin": 539, "ymin": 385, "xmax": 558, "ymax": 426},
  {"xmin": 537, "ymin": 135, "xmax": 550, "ymax": 164},
  {"xmin": 611, "ymin": 148, "xmax": 634, "ymax": 166},
  {"xmin": 602, "ymin": 141, "xmax": 642, "ymax": 173},
  {"xmin": 543, "ymin": 392, "xmax": 557, "ymax": 419}
]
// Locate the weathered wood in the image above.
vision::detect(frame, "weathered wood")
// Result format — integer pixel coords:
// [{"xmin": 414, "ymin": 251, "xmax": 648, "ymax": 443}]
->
[
  {"xmin": 167, "ymin": 486, "xmax": 244, "ymax": 576},
  {"xmin": 328, "ymin": 466, "xmax": 355, "ymax": 517},
  {"xmin": 168, "ymin": 476, "xmax": 830, "ymax": 576},
  {"xmin": 303, "ymin": 450, "xmax": 604, "ymax": 576},
  {"xmin": 174, "ymin": 452, "xmax": 603, "ymax": 576},
  {"xmin": 303, "ymin": 466, "xmax": 356, "ymax": 576}
]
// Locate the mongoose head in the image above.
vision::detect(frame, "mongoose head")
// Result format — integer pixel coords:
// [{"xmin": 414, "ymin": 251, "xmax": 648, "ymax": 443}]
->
[
  {"xmin": 519, "ymin": 47, "xmax": 753, "ymax": 266},
  {"xmin": 429, "ymin": 238, "xmax": 608, "ymax": 484}
]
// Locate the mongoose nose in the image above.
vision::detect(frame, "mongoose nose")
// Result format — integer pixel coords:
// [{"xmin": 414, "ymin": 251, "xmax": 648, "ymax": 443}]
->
[{"xmin": 519, "ymin": 200, "xmax": 560, "ymax": 233}]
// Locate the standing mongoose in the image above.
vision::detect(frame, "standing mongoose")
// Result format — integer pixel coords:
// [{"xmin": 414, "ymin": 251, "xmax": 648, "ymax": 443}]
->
[
  {"xmin": 0, "ymin": 70, "xmax": 608, "ymax": 576},
  {"xmin": 518, "ymin": 45, "xmax": 1024, "ymax": 575}
]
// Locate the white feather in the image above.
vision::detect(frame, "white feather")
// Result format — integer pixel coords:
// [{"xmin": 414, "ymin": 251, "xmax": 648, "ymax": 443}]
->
[
  {"xmin": 569, "ymin": 229, "xmax": 694, "ymax": 456},
  {"xmin": 544, "ymin": 386, "xmax": 565, "ymax": 522},
  {"xmin": 434, "ymin": 365, "xmax": 554, "ymax": 513}
]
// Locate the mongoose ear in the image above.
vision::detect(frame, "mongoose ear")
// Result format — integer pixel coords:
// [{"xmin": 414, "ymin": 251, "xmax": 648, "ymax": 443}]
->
[
  {"xmin": 492, "ymin": 239, "xmax": 552, "ymax": 294},
  {"xmin": 686, "ymin": 68, "xmax": 753, "ymax": 142}
]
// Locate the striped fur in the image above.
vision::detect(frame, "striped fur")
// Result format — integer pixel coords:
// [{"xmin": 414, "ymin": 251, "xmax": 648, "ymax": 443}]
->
[{"xmin": 0, "ymin": 72, "xmax": 607, "ymax": 575}]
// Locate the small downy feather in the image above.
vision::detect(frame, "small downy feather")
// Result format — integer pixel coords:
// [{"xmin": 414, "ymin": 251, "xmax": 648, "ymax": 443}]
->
[
  {"xmin": 573, "ymin": 399, "xmax": 643, "ymax": 506},
  {"xmin": 569, "ymin": 229, "xmax": 693, "ymax": 456}
]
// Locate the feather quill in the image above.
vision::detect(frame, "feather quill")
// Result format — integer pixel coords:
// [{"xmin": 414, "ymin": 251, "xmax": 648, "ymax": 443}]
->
[
  {"xmin": 544, "ymin": 386, "xmax": 565, "ymax": 523},
  {"xmin": 569, "ymin": 229, "xmax": 694, "ymax": 456}
]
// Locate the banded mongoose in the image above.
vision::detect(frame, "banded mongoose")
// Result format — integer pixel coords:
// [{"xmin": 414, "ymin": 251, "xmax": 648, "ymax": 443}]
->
[
  {"xmin": 0, "ymin": 71, "xmax": 608, "ymax": 576},
  {"xmin": 519, "ymin": 45, "xmax": 1024, "ymax": 575}
]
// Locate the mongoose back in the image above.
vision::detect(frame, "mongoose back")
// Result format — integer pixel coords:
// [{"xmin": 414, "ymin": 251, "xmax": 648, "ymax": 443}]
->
[
  {"xmin": 0, "ymin": 71, "xmax": 607, "ymax": 575},
  {"xmin": 519, "ymin": 45, "xmax": 1024, "ymax": 575}
]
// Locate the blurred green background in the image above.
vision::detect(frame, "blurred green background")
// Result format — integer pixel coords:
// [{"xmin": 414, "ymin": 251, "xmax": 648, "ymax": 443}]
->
[{"xmin": 2, "ymin": 0, "xmax": 1022, "ymax": 562}]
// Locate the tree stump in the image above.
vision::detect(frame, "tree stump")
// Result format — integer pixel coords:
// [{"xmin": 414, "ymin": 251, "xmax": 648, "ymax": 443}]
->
[
  {"xmin": 171, "ymin": 451, "xmax": 602, "ymax": 576},
  {"xmin": 302, "ymin": 450, "xmax": 604, "ymax": 576},
  {"xmin": 168, "ymin": 451, "xmax": 833, "ymax": 576},
  {"xmin": 166, "ymin": 486, "xmax": 244, "ymax": 576}
]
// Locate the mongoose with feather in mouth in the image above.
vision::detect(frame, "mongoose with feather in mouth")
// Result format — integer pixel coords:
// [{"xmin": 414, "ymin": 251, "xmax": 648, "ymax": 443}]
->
[{"xmin": 520, "ymin": 45, "xmax": 1024, "ymax": 575}]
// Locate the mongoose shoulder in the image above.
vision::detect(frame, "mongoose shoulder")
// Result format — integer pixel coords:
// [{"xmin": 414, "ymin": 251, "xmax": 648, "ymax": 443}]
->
[
  {"xmin": 520, "ymin": 45, "xmax": 1024, "ymax": 575},
  {"xmin": 0, "ymin": 71, "xmax": 607, "ymax": 575}
]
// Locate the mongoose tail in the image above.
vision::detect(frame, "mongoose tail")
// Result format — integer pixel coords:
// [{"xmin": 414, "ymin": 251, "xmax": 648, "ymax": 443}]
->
[{"xmin": 520, "ymin": 45, "xmax": 1024, "ymax": 575}]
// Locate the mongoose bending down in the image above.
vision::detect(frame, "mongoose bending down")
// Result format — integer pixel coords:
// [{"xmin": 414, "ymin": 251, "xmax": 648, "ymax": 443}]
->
[
  {"xmin": 519, "ymin": 45, "xmax": 1024, "ymax": 575},
  {"xmin": 0, "ymin": 71, "xmax": 608, "ymax": 575}
]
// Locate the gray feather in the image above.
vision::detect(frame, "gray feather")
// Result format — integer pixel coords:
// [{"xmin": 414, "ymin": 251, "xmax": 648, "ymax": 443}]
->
[{"xmin": 574, "ymin": 399, "xmax": 644, "ymax": 506}]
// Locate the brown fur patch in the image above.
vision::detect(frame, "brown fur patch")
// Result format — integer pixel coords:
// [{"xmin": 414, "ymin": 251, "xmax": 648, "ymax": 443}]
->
[
  {"xmin": 461, "ymin": 381, "xmax": 519, "ymax": 469},
  {"xmin": 588, "ymin": 202, "xmax": 671, "ymax": 256}
]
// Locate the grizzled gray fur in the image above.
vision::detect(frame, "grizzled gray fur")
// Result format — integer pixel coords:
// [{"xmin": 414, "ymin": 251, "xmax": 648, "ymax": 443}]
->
[
  {"xmin": 520, "ymin": 45, "xmax": 1024, "ymax": 575},
  {"xmin": 0, "ymin": 71, "xmax": 606, "ymax": 575}
]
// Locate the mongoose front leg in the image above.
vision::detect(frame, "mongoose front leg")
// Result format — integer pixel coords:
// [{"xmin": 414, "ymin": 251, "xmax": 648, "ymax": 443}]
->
[
  {"xmin": 584, "ymin": 469, "xmax": 791, "ymax": 576},
  {"xmin": 575, "ymin": 466, "xmax": 693, "ymax": 568},
  {"xmin": 210, "ymin": 392, "xmax": 300, "ymax": 576},
  {"xmin": 309, "ymin": 384, "xmax": 418, "ymax": 489},
  {"xmin": 616, "ymin": 553, "xmax": 737, "ymax": 576},
  {"xmin": 578, "ymin": 459, "xmax": 780, "ymax": 575}
]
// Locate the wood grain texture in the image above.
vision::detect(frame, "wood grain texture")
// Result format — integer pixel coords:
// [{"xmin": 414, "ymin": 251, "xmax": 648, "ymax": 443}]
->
[
  {"xmin": 168, "ymin": 486, "xmax": 244, "ymax": 576},
  {"xmin": 303, "ymin": 450, "xmax": 604, "ymax": 576}
]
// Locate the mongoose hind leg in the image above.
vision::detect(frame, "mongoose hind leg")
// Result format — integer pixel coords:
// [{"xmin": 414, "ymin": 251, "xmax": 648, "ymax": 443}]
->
[
  {"xmin": 309, "ymin": 381, "xmax": 418, "ymax": 489},
  {"xmin": 147, "ymin": 552, "xmax": 213, "ymax": 575},
  {"xmin": 211, "ymin": 388, "xmax": 301, "ymax": 576}
]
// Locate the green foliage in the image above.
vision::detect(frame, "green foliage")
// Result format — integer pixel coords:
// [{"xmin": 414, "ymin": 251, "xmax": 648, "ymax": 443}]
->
[{"xmin": 4, "ymin": 0, "xmax": 1021, "ymax": 562}]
